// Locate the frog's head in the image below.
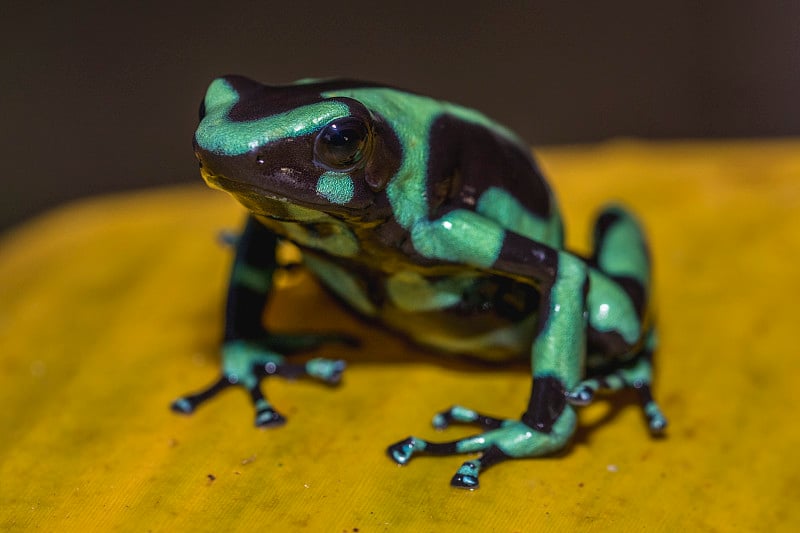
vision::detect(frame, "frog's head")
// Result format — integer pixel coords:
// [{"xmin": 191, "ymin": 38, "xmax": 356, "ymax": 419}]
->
[{"xmin": 194, "ymin": 75, "xmax": 400, "ymax": 223}]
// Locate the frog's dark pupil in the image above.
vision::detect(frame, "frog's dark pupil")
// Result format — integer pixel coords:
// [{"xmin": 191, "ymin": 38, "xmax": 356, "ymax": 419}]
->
[{"xmin": 316, "ymin": 118, "xmax": 368, "ymax": 169}]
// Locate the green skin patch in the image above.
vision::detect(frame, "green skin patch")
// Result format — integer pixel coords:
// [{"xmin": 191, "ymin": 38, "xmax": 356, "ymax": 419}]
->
[
  {"xmin": 531, "ymin": 253, "xmax": 588, "ymax": 388},
  {"xmin": 596, "ymin": 209, "xmax": 650, "ymax": 286},
  {"xmin": 232, "ymin": 263, "xmax": 273, "ymax": 293},
  {"xmin": 273, "ymin": 218, "xmax": 360, "ymax": 257},
  {"xmin": 320, "ymin": 87, "xmax": 528, "ymax": 231},
  {"xmin": 453, "ymin": 414, "xmax": 577, "ymax": 457},
  {"xmin": 196, "ymin": 78, "xmax": 351, "ymax": 156},
  {"xmin": 586, "ymin": 270, "xmax": 641, "ymax": 344},
  {"xmin": 303, "ymin": 254, "xmax": 376, "ymax": 316},
  {"xmin": 385, "ymin": 271, "xmax": 476, "ymax": 312},
  {"xmin": 410, "ymin": 210, "xmax": 506, "ymax": 268},
  {"xmin": 222, "ymin": 340, "xmax": 285, "ymax": 389},
  {"xmin": 315, "ymin": 171, "xmax": 355, "ymax": 205},
  {"xmin": 477, "ymin": 186, "xmax": 563, "ymax": 248},
  {"xmin": 178, "ymin": 75, "xmax": 666, "ymax": 490}
]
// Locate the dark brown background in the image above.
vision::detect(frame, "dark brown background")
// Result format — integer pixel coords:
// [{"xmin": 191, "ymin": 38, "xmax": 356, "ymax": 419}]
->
[{"xmin": 2, "ymin": 1, "xmax": 798, "ymax": 231}]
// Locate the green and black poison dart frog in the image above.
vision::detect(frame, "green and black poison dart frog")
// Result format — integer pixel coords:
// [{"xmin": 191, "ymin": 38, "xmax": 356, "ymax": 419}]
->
[{"xmin": 171, "ymin": 75, "xmax": 667, "ymax": 489}]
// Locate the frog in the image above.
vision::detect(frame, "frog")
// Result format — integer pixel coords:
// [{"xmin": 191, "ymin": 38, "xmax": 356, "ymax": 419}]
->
[{"xmin": 171, "ymin": 75, "xmax": 667, "ymax": 489}]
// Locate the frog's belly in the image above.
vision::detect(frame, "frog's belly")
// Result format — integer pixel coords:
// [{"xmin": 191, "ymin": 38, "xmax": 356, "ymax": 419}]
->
[
  {"xmin": 302, "ymin": 253, "xmax": 538, "ymax": 361},
  {"xmin": 381, "ymin": 306, "xmax": 538, "ymax": 361}
]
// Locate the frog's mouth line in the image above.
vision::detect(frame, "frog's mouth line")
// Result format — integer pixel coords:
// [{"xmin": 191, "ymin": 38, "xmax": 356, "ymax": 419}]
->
[
  {"xmin": 204, "ymin": 172, "xmax": 287, "ymax": 204},
  {"xmin": 203, "ymin": 172, "xmax": 345, "ymax": 223}
]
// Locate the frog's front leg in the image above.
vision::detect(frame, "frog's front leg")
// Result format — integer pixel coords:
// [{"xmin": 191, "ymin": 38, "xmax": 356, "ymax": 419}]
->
[
  {"xmin": 389, "ymin": 413, "xmax": 577, "ymax": 489},
  {"xmin": 172, "ymin": 338, "xmax": 347, "ymax": 426},
  {"xmin": 171, "ymin": 216, "xmax": 350, "ymax": 427},
  {"xmin": 389, "ymin": 214, "xmax": 588, "ymax": 488}
]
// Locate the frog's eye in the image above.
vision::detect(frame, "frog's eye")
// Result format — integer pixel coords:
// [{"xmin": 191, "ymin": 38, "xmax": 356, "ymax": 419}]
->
[{"xmin": 314, "ymin": 117, "xmax": 370, "ymax": 171}]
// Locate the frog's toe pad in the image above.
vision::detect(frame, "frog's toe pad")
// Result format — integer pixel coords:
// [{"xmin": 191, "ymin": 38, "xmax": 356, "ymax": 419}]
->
[
  {"xmin": 387, "ymin": 437, "xmax": 423, "ymax": 465},
  {"xmin": 643, "ymin": 400, "xmax": 668, "ymax": 434},
  {"xmin": 648, "ymin": 412, "xmax": 668, "ymax": 434},
  {"xmin": 650, "ymin": 417, "xmax": 667, "ymax": 434},
  {"xmin": 431, "ymin": 413, "xmax": 450, "ymax": 430},
  {"xmin": 170, "ymin": 397, "xmax": 196, "ymax": 415},
  {"xmin": 451, "ymin": 462, "xmax": 480, "ymax": 490},
  {"xmin": 255, "ymin": 407, "xmax": 287, "ymax": 428},
  {"xmin": 306, "ymin": 358, "xmax": 347, "ymax": 385},
  {"xmin": 567, "ymin": 386, "xmax": 595, "ymax": 406}
]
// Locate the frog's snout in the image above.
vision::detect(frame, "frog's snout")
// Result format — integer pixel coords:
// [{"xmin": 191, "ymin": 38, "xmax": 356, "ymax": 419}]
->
[
  {"xmin": 201, "ymin": 75, "xmax": 262, "ymax": 118},
  {"xmin": 192, "ymin": 145, "xmax": 233, "ymax": 188}
]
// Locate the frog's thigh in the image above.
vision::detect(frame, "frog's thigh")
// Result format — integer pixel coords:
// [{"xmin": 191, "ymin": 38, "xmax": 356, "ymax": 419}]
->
[{"xmin": 586, "ymin": 270, "xmax": 642, "ymax": 353}]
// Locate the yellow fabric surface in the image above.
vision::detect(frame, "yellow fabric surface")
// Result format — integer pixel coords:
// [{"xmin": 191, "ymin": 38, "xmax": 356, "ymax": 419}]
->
[{"xmin": 1, "ymin": 140, "xmax": 798, "ymax": 531}]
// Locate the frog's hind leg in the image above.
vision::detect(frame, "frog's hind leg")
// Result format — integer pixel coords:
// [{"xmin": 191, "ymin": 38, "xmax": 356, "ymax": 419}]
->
[
  {"xmin": 586, "ymin": 204, "xmax": 651, "ymax": 315},
  {"xmin": 570, "ymin": 205, "xmax": 666, "ymax": 433}
]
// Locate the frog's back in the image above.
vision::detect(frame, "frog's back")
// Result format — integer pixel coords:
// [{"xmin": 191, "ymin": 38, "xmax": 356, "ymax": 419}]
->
[{"xmin": 315, "ymin": 82, "xmax": 564, "ymax": 248}]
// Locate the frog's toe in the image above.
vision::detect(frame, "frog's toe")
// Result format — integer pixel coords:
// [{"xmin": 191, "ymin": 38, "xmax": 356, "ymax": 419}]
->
[
  {"xmin": 431, "ymin": 406, "xmax": 506, "ymax": 430},
  {"xmin": 247, "ymin": 385, "xmax": 288, "ymax": 427},
  {"xmin": 255, "ymin": 406, "xmax": 287, "ymax": 428},
  {"xmin": 649, "ymin": 415, "xmax": 668, "ymax": 434},
  {"xmin": 305, "ymin": 358, "xmax": 346, "ymax": 385},
  {"xmin": 170, "ymin": 375, "xmax": 234, "ymax": 415},
  {"xmin": 170, "ymin": 397, "xmax": 196, "ymax": 414},
  {"xmin": 387, "ymin": 437, "xmax": 426, "ymax": 465},
  {"xmin": 431, "ymin": 406, "xmax": 475, "ymax": 429},
  {"xmin": 635, "ymin": 384, "xmax": 668, "ymax": 435},
  {"xmin": 645, "ymin": 403, "xmax": 668, "ymax": 434},
  {"xmin": 431, "ymin": 412, "xmax": 451, "ymax": 430},
  {"xmin": 567, "ymin": 385, "xmax": 595, "ymax": 406},
  {"xmin": 450, "ymin": 461, "xmax": 480, "ymax": 490}
]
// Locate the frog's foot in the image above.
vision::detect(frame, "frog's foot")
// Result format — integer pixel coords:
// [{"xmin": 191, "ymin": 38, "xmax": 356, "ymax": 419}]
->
[
  {"xmin": 567, "ymin": 357, "xmax": 667, "ymax": 434},
  {"xmin": 170, "ymin": 374, "xmax": 236, "ymax": 415},
  {"xmin": 171, "ymin": 340, "xmax": 346, "ymax": 427},
  {"xmin": 449, "ymin": 446, "xmax": 511, "ymax": 489},
  {"xmin": 387, "ymin": 436, "xmax": 511, "ymax": 489},
  {"xmin": 431, "ymin": 405, "xmax": 506, "ymax": 431},
  {"xmin": 636, "ymin": 383, "xmax": 668, "ymax": 434},
  {"xmin": 388, "ymin": 413, "xmax": 575, "ymax": 489}
]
